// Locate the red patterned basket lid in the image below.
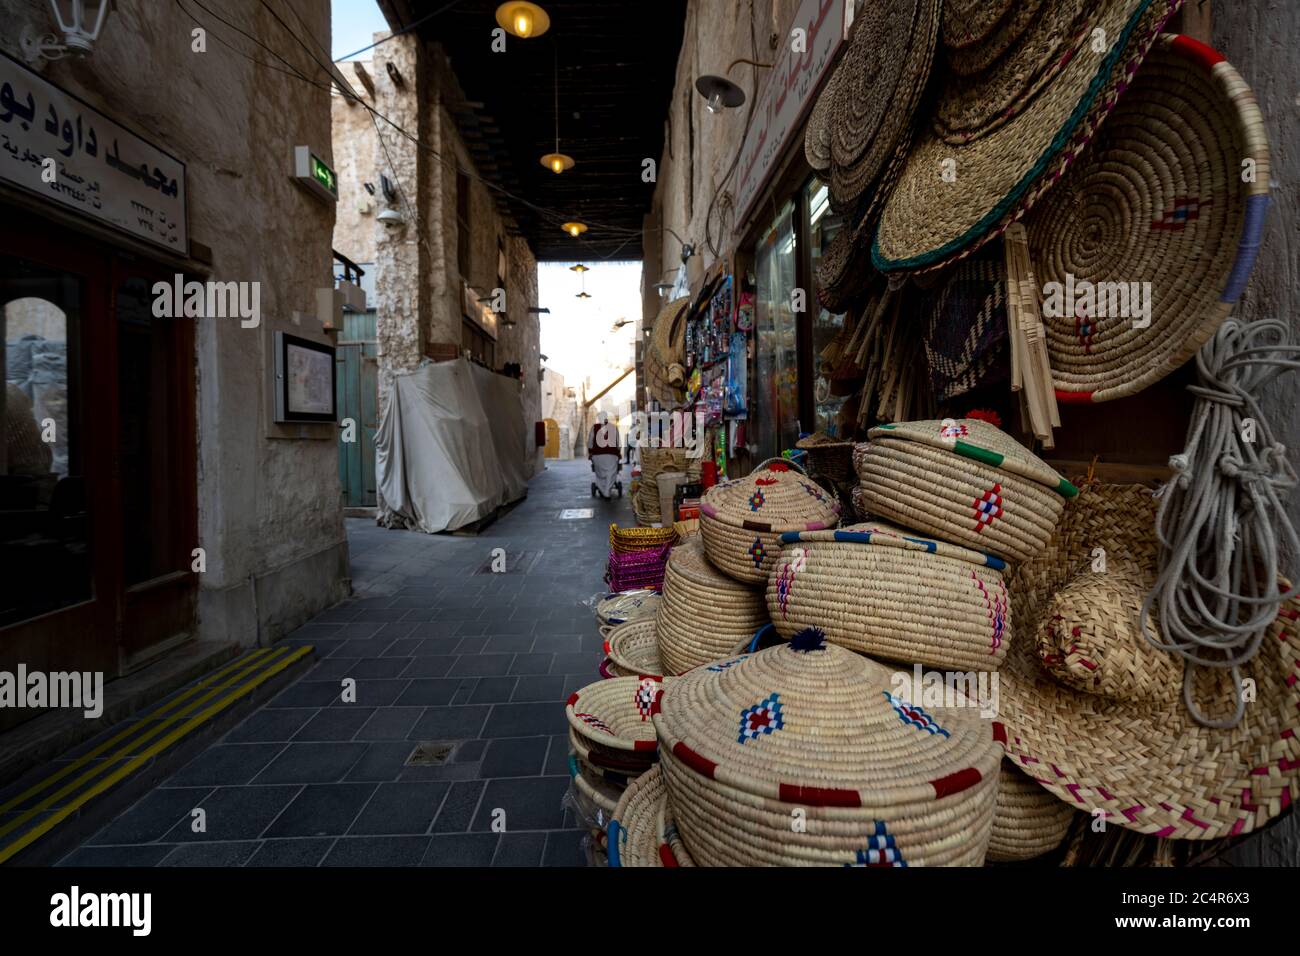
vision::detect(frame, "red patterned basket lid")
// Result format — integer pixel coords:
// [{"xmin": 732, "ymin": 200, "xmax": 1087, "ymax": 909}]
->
[{"xmin": 700, "ymin": 459, "xmax": 841, "ymax": 533}]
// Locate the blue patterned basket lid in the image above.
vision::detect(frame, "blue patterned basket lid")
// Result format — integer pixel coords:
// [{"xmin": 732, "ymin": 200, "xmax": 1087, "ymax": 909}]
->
[{"xmin": 781, "ymin": 520, "xmax": 1008, "ymax": 571}]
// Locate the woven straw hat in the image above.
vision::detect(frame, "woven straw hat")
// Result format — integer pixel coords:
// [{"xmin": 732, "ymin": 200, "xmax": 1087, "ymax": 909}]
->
[
  {"xmin": 700, "ymin": 458, "xmax": 840, "ymax": 585},
  {"xmin": 828, "ymin": 0, "xmax": 939, "ymax": 210},
  {"xmin": 940, "ymin": 0, "xmax": 1019, "ymax": 50},
  {"xmin": 1026, "ymin": 35, "xmax": 1271, "ymax": 404},
  {"xmin": 855, "ymin": 418, "xmax": 1077, "ymax": 563},
  {"xmin": 651, "ymin": 629, "xmax": 1000, "ymax": 865},
  {"xmin": 768, "ymin": 521, "xmax": 1012, "ymax": 671},
  {"xmin": 987, "ymin": 759, "xmax": 1076, "ymax": 862},
  {"xmin": 998, "ymin": 483, "xmax": 1300, "ymax": 839},
  {"xmin": 645, "ymin": 297, "xmax": 690, "ymax": 406},
  {"xmin": 655, "ymin": 537, "xmax": 769, "ymax": 675},
  {"xmin": 604, "ymin": 618, "xmax": 664, "ymax": 676},
  {"xmin": 874, "ymin": 0, "xmax": 1184, "ymax": 273}
]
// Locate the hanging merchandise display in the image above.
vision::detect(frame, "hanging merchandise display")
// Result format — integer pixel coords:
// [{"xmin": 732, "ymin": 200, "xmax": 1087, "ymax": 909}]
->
[
  {"xmin": 724, "ymin": 332, "xmax": 748, "ymax": 417},
  {"xmin": 874, "ymin": 0, "xmax": 1185, "ymax": 274},
  {"xmin": 1023, "ymin": 35, "xmax": 1271, "ymax": 404}
]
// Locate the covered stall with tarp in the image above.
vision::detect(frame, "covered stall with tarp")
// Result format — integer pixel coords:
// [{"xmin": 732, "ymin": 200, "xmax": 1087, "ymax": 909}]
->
[{"xmin": 376, "ymin": 358, "xmax": 530, "ymax": 533}]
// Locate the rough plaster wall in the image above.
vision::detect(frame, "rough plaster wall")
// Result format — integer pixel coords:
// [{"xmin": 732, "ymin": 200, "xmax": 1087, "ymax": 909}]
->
[
  {"xmin": 652, "ymin": 0, "xmax": 803, "ymax": 282},
  {"xmin": 331, "ymin": 77, "xmax": 379, "ymax": 266},
  {"xmin": 0, "ymin": 0, "xmax": 347, "ymax": 641},
  {"xmin": 372, "ymin": 33, "xmax": 428, "ymax": 395},
  {"xmin": 1214, "ymin": 0, "xmax": 1300, "ymax": 867}
]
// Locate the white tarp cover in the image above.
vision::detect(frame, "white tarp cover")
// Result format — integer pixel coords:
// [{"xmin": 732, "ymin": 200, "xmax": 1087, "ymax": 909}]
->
[{"xmin": 376, "ymin": 359, "xmax": 530, "ymax": 533}]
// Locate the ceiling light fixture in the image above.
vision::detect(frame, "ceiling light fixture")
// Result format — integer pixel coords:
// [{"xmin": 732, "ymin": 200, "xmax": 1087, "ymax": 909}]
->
[
  {"xmin": 21, "ymin": 0, "xmax": 112, "ymax": 64},
  {"xmin": 569, "ymin": 263, "xmax": 589, "ymax": 273},
  {"xmin": 538, "ymin": 47, "xmax": 575, "ymax": 174},
  {"xmin": 495, "ymin": 2, "xmax": 550, "ymax": 39},
  {"xmin": 562, "ymin": 222, "xmax": 587, "ymax": 238}
]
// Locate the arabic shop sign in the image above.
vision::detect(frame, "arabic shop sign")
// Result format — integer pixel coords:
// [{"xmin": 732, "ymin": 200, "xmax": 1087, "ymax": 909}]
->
[
  {"xmin": 733, "ymin": 0, "xmax": 846, "ymax": 229},
  {"xmin": 0, "ymin": 53, "xmax": 187, "ymax": 253}
]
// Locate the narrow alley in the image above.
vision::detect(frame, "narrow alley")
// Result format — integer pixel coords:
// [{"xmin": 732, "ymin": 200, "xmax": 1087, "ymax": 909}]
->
[{"xmin": 53, "ymin": 459, "xmax": 630, "ymax": 867}]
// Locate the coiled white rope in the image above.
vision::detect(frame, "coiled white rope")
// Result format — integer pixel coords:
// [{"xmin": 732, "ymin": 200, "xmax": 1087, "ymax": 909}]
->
[{"xmin": 1140, "ymin": 318, "xmax": 1300, "ymax": 729}]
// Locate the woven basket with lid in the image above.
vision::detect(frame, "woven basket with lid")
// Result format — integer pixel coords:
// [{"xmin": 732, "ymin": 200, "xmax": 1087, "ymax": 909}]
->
[
  {"xmin": 855, "ymin": 418, "xmax": 1077, "ymax": 563},
  {"xmin": 655, "ymin": 538, "xmax": 770, "ymax": 675},
  {"xmin": 987, "ymin": 759, "xmax": 1076, "ymax": 862},
  {"xmin": 767, "ymin": 521, "xmax": 1012, "ymax": 671},
  {"xmin": 700, "ymin": 458, "xmax": 840, "ymax": 585},
  {"xmin": 651, "ymin": 629, "xmax": 1000, "ymax": 866}
]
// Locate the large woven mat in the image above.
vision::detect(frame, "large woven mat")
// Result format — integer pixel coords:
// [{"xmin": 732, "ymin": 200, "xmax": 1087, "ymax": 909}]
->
[
  {"xmin": 999, "ymin": 483, "xmax": 1300, "ymax": 839},
  {"xmin": 1025, "ymin": 34, "xmax": 1271, "ymax": 404},
  {"xmin": 941, "ymin": 0, "xmax": 1017, "ymax": 50},
  {"xmin": 874, "ymin": 0, "xmax": 1183, "ymax": 274}
]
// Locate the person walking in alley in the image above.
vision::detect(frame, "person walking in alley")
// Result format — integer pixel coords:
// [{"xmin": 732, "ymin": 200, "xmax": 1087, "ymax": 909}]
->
[{"xmin": 588, "ymin": 411, "xmax": 622, "ymax": 499}]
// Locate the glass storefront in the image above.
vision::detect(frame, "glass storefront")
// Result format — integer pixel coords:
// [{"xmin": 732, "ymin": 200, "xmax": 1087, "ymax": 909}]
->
[
  {"xmin": 752, "ymin": 201, "xmax": 800, "ymax": 460},
  {"xmin": 802, "ymin": 176, "xmax": 849, "ymax": 436}
]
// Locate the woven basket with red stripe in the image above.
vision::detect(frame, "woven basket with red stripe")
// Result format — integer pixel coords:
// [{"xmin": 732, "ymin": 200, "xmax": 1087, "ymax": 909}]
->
[{"xmin": 650, "ymin": 628, "xmax": 1000, "ymax": 865}]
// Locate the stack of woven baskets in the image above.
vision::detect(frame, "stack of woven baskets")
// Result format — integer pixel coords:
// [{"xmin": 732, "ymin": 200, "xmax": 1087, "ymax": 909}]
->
[
  {"xmin": 634, "ymin": 447, "xmax": 701, "ymax": 526},
  {"xmin": 606, "ymin": 524, "xmax": 676, "ymax": 593},
  {"xmin": 565, "ymin": 674, "xmax": 668, "ymax": 857}
]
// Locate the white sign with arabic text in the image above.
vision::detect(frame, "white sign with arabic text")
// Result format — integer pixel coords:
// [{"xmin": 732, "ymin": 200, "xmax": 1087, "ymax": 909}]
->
[{"xmin": 0, "ymin": 54, "xmax": 187, "ymax": 253}]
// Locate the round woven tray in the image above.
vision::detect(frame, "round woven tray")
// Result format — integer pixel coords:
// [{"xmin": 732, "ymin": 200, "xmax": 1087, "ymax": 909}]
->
[
  {"xmin": 651, "ymin": 630, "xmax": 1000, "ymax": 866},
  {"xmin": 874, "ymin": 0, "xmax": 1183, "ymax": 274},
  {"xmin": 768, "ymin": 522, "xmax": 1012, "ymax": 671},
  {"xmin": 855, "ymin": 419, "xmax": 1076, "ymax": 563},
  {"xmin": 1026, "ymin": 33, "xmax": 1271, "ymax": 404},
  {"xmin": 604, "ymin": 618, "xmax": 665, "ymax": 676},
  {"xmin": 987, "ymin": 759, "xmax": 1075, "ymax": 862},
  {"xmin": 655, "ymin": 538, "xmax": 770, "ymax": 675},
  {"xmin": 595, "ymin": 590, "xmax": 661, "ymax": 626},
  {"xmin": 566, "ymin": 675, "xmax": 666, "ymax": 754},
  {"xmin": 609, "ymin": 523, "xmax": 677, "ymax": 554},
  {"xmin": 828, "ymin": 0, "xmax": 939, "ymax": 210},
  {"xmin": 940, "ymin": 0, "xmax": 1018, "ymax": 50},
  {"xmin": 699, "ymin": 459, "xmax": 840, "ymax": 585},
  {"xmin": 999, "ymin": 483, "xmax": 1300, "ymax": 839}
]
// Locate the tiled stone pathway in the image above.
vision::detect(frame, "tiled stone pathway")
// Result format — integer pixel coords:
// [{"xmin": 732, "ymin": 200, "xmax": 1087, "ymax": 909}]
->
[{"xmin": 58, "ymin": 458, "xmax": 629, "ymax": 867}]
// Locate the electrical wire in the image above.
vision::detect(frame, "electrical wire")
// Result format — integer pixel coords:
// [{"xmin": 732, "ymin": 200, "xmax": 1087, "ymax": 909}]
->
[
  {"xmin": 175, "ymin": 0, "xmax": 647, "ymax": 244},
  {"xmin": 1140, "ymin": 318, "xmax": 1300, "ymax": 728}
]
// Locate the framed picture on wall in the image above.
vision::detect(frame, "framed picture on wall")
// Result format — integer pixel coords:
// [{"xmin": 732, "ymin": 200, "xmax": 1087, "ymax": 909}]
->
[{"xmin": 273, "ymin": 331, "xmax": 336, "ymax": 423}]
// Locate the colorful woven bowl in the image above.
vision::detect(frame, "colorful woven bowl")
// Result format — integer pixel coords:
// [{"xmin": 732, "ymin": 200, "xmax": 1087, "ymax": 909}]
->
[
  {"xmin": 609, "ymin": 523, "xmax": 677, "ymax": 553},
  {"xmin": 700, "ymin": 458, "xmax": 840, "ymax": 585},
  {"xmin": 768, "ymin": 521, "xmax": 1012, "ymax": 671},
  {"xmin": 655, "ymin": 538, "xmax": 770, "ymax": 675},
  {"xmin": 566, "ymin": 675, "xmax": 666, "ymax": 756},
  {"xmin": 651, "ymin": 628, "xmax": 1000, "ymax": 866},
  {"xmin": 987, "ymin": 759, "xmax": 1076, "ymax": 863},
  {"xmin": 604, "ymin": 618, "xmax": 665, "ymax": 676},
  {"xmin": 854, "ymin": 418, "xmax": 1077, "ymax": 563}
]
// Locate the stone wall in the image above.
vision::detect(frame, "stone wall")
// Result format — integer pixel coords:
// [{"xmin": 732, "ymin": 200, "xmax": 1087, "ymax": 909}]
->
[
  {"xmin": 1212, "ymin": 0, "xmax": 1300, "ymax": 868},
  {"xmin": 645, "ymin": 0, "xmax": 804, "ymax": 312},
  {"xmin": 339, "ymin": 35, "xmax": 542, "ymax": 482},
  {"xmin": 331, "ymin": 69, "xmax": 379, "ymax": 267},
  {"xmin": 0, "ymin": 0, "xmax": 349, "ymax": 645}
]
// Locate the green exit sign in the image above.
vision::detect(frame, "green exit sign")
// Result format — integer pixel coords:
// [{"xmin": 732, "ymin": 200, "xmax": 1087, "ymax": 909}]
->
[{"xmin": 293, "ymin": 145, "xmax": 338, "ymax": 204}]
